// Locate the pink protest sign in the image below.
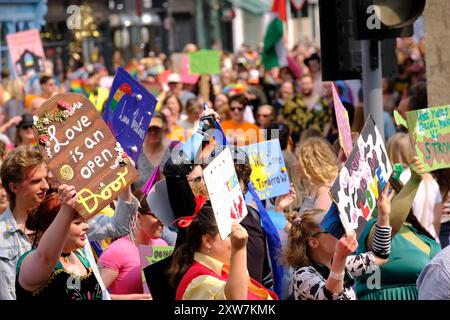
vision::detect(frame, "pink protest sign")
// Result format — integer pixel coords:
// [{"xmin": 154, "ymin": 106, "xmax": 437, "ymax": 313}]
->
[
  {"xmin": 181, "ymin": 54, "xmax": 200, "ymax": 84},
  {"xmin": 332, "ymin": 83, "xmax": 353, "ymax": 158},
  {"xmin": 6, "ymin": 29, "xmax": 46, "ymax": 78}
]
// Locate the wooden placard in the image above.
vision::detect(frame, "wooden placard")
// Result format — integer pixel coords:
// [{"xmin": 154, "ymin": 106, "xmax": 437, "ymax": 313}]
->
[{"xmin": 32, "ymin": 93, "xmax": 139, "ymax": 219}]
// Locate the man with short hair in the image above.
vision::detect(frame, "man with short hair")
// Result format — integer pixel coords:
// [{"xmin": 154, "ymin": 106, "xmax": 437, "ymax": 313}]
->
[
  {"xmin": 256, "ymin": 105, "xmax": 275, "ymax": 129},
  {"xmin": 0, "ymin": 146, "xmax": 49, "ymax": 300},
  {"xmin": 282, "ymin": 74, "xmax": 331, "ymax": 144},
  {"xmin": 39, "ymin": 75, "xmax": 56, "ymax": 100},
  {"xmin": 0, "ymin": 146, "xmax": 139, "ymax": 299}
]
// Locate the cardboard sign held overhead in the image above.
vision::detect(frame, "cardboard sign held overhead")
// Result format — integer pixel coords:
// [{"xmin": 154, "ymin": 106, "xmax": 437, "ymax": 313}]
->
[
  {"xmin": 242, "ymin": 139, "xmax": 290, "ymax": 200},
  {"xmin": 188, "ymin": 50, "xmax": 221, "ymax": 75},
  {"xmin": 6, "ymin": 29, "xmax": 45, "ymax": 78},
  {"xmin": 33, "ymin": 93, "xmax": 139, "ymax": 220},
  {"xmin": 406, "ymin": 105, "xmax": 450, "ymax": 172},
  {"xmin": 203, "ymin": 147, "xmax": 248, "ymax": 240},
  {"xmin": 103, "ymin": 66, "xmax": 158, "ymax": 163},
  {"xmin": 330, "ymin": 115, "xmax": 393, "ymax": 237}
]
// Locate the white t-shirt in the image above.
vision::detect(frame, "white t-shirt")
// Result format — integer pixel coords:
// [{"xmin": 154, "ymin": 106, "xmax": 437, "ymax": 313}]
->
[{"xmin": 400, "ymin": 169, "xmax": 442, "ymax": 240}]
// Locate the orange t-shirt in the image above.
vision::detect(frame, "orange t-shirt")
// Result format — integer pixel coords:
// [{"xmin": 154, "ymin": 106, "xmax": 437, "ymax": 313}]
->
[{"xmin": 220, "ymin": 120, "xmax": 263, "ymax": 146}]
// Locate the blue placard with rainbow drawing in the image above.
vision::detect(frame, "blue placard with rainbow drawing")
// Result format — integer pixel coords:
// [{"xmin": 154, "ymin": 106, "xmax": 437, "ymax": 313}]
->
[
  {"xmin": 103, "ymin": 66, "xmax": 157, "ymax": 163},
  {"xmin": 242, "ymin": 139, "xmax": 290, "ymax": 200}
]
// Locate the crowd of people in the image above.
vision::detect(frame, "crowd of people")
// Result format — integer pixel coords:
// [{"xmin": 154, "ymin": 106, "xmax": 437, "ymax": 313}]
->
[{"xmin": 1, "ymin": 35, "xmax": 450, "ymax": 301}]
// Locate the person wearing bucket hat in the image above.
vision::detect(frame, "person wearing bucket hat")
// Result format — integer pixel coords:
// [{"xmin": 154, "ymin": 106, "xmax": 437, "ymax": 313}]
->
[{"xmin": 134, "ymin": 112, "xmax": 173, "ymax": 191}]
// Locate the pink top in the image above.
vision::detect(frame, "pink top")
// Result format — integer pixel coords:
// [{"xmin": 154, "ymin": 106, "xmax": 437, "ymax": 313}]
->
[{"xmin": 98, "ymin": 236, "xmax": 168, "ymax": 295}]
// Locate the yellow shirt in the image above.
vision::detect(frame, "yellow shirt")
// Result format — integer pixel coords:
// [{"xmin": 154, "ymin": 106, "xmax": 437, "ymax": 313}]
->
[
  {"xmin": 182, "ymin": 253, "xmax": 228, "ymax": 300},
  {"xmin": 182, "ymin": 252, "xmax": 274, "ymax": 300}
]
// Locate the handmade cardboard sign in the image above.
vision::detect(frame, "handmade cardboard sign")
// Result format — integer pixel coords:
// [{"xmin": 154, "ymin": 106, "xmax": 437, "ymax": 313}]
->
[
  {"xmin": 138, "ymin": 245, "xmax": 174, "ymax": 295},
  {"xmin": 33, "ymin": 93, "xmax": 139, "ymax": 219},
  {"xmin": 103, "ymin": 66, "xmax": 158, "ymax": 163},
  {"xmin": 6, "ymin": 29, "xmax": 45, "ymax": 77},
  {"xmin": 330, "ymin": 115, "xmax": 393, "ymax": 237},
  {"xmin": 181, "ymin": 54, "xmax": 200, "ymax": 85},
  {"xmin": 406, "ymin": 105, "xmax": 450, "ymax": 172},
  {"xmin": 188, "ymin": 50, "xmax": 221, "ymax": 75},
  {"xmin": 332, "ymin": 83, "xmax": 353, "ymax": 158},
  {"xmin": 242, "ymin": 139, "xmax": 290, "ymax": 200},
  {"xmin": 203, "ymin": 147, "xmax": 248, "ymax": 240}
]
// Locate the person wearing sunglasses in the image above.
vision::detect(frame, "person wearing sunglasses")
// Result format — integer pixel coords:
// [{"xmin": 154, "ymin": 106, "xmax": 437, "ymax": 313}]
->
[
  {"xmin": 255, "ymin": 105, "xmax": 274, "ymax": 130},
  {"xmin": 14, "ymin": 113, "xmax": 36, "ymax": 147},
  {"xmin": 220, "ymin": 94, "xmax": 262, "ymax": 146},
  {"xmin": 282, "ymin": 183, "xmax": 394, "ymax": 300}
]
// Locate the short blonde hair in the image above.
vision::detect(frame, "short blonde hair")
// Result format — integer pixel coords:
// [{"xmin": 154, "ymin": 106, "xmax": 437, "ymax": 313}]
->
[
  {"xmin": 296, "ymin": 137, "xmax": 338, "ymax": 185},
  {"xmin": 386, "ymin": 132, "xmax": 414, "ymax": 165}
]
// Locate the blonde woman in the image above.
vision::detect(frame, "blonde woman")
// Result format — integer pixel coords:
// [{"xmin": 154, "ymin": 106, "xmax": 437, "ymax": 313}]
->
[
  {"xmin": 283, "ymin": 184, "xmax": 393, "ymax": 300},
  {"xmin": 296, "ymin": 136, "xmax": 338, "ymax": 213}
]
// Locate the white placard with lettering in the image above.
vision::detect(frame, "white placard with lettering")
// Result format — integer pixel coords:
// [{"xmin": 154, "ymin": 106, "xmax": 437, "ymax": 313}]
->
[{"xmin": 203, "ymin": 147, "xmax": 248, "ymax": 240}]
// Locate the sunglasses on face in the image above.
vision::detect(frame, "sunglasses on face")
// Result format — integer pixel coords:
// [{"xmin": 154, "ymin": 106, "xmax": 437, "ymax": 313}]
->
[
  {"xmin": 21, "ymin": 125, "xmax": 33, "ymax": 130},
  {"xmin": 257, "ymin": 114, "xmax": 271, "ymax": 118}
]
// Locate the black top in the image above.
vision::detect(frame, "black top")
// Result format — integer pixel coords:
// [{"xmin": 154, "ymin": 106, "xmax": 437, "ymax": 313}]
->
[
  {"xmin": 16, "ymin": 249, "xmax": 103, "ymax": 301},
  {"xmin": 241, "ymin": 205, "xmax": 273, "ymax": 288}
]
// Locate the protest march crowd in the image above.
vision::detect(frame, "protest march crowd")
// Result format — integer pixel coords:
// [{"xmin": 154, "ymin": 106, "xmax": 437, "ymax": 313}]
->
[{"xmin": 1, "ymin": 32, "xmax": 450, "ymax": 302}]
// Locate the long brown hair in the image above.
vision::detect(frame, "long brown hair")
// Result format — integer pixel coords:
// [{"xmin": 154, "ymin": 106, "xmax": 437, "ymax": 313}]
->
[
  {"xmin": 168, "ymin": 206, "xmax": 218, "ymax": 288},
  {"xmin": 282, "ymin": 209, "xmax": 326, "ymax": 268}
]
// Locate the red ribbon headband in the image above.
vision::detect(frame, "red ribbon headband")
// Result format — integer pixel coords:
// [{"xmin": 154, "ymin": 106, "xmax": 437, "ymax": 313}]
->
[{"xmin": 172, "ymin": 194, "xmax": 206, "ymax": 228}]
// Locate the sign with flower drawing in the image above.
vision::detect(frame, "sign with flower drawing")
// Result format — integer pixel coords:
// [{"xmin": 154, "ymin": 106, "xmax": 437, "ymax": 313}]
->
[{"xmin": 32, "ymin": 93, "xmax": 139, "ymax": 219}]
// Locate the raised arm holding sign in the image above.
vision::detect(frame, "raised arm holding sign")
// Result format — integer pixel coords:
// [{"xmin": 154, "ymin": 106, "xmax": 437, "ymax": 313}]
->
[
  {"xmin": 330, "ymin": 115, "xmax": 393, "ymax": 237},
  {"xmin": 405, "ymin": 105, "xmax": 450, "ymax": 172}
]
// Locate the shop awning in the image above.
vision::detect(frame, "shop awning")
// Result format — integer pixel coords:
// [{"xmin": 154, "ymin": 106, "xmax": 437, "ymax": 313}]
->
[{"xmin": 230, "ymin": 0, "xmax": 271, "ymax": 15}]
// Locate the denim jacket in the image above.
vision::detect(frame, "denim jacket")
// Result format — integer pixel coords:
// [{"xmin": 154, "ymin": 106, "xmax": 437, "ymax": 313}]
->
[
  {"xmin": 0, "ymin": 208, "xmax": 32, "ymax": 300},
  {"xmin": 0, "ymin": 196, "xmax": 139, "ymax": 300}
]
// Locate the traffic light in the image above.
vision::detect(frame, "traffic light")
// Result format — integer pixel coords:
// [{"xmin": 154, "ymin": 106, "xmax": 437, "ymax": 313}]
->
[
  {"xmin": 318, "ymin": 0, "xmax": 425, "ymax": 81},
  {"xmin": 319, "ymin": 0, "xmax": 361, "ymax": 80},
  {"xmin": 353, "ymin": 0, "xmax": 426, "ymax": 40}
]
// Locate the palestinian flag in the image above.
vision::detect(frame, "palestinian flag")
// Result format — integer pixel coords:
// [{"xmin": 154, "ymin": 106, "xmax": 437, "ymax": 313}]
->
[{"xmin": 262, "ymin": 0, "xmax": 288, "ymax": 70}]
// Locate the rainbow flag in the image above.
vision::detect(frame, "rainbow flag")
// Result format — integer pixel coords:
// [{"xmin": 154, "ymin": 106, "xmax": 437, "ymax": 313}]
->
[
  {"xmin": 223, "ymin": 83, "xmax": 246, "ymax": 95},
  {"xmin": 70, "ymin": 79, "xmax": 84, "ymax": 93},
  {"xmin": 125, "ymin": 62, "xmax": 138, "ymax": 79},
  {"xmin": 109, "ymin": 82, "xmax": 132, "ymax": 112}
]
